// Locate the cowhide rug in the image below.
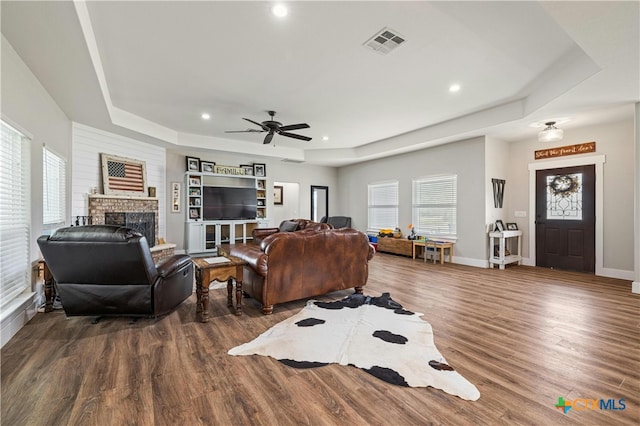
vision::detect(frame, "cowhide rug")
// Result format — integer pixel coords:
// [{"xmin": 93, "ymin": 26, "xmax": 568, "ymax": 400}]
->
[{"xmin": 228, "ymin": 293, "xmax": 480, "ymax": 401}]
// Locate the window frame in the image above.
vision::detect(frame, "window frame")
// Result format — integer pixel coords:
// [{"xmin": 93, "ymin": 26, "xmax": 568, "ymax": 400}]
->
[
  {"xmin": 1, "ymin": 118, "xmax": 32, "ymax": 310},
  {"xmin": 367, "ymin": 180, "xmax": 399, "ymax": 232},
  {"xmin": 42, "ymin": 145, "xmax": 67, "ymax": 229},
  {"xmin": 412, "ymin": 174, "xmax": 458, "ymax": 240}
]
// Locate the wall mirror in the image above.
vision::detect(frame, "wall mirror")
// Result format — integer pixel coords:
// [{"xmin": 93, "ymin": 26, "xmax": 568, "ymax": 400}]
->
[{"xmin": 311, "ymin": 185, "xmax": 328, "ymax": 222}]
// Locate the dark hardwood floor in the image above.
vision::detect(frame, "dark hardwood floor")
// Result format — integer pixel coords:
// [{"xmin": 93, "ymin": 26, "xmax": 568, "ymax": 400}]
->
[{"xmin": 2, "ymin": 253, "xmax": 639, "ymax": 425}]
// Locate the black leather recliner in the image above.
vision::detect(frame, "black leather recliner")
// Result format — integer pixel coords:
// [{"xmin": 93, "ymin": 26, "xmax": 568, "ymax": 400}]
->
[{"xmin": 37, "ymin": 225, "xmax": 193, "ymax": 319}]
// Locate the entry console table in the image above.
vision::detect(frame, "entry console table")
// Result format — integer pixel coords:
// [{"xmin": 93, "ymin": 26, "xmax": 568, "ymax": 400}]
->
[{"xmin": 489, "ymin": 230, "xmax": 522, "ymax": 269}]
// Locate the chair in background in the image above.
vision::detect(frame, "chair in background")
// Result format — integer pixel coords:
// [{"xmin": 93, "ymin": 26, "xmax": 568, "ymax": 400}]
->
[
  {"xmin": 320, "ymin": 216, "xmax": 352, "ymax": 229},
  {"xmin": 38, "ymin": 225, "xmax": 193, "ymax": 320}
]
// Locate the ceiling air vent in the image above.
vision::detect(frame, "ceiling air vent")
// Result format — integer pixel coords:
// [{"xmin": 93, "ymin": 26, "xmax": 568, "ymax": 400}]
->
[{"xmin": 364, "ymin": 27, "xmax": 406, "ymax": 55}]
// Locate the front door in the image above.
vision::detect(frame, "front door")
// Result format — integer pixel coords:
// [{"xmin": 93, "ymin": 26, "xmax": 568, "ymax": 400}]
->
[{"xmin": 535, "ymin": 165, "xmax": 595, "ymax": 272}]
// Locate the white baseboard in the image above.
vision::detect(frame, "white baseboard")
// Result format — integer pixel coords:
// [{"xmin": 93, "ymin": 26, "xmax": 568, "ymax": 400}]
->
[
  {"xmin": 599, "ymin": 268, "xmax": 635, "ymax": 281},
  {"xmin": 1, "ymin": 292, "xmax": 37, "ymax": 349},
  {"xmin": 632, "ymin": 281, "xmax": 640, "ymax": 294},
  {"xmin": 451, "ymin": 256, "xmax": 489, "ymax": 268}
]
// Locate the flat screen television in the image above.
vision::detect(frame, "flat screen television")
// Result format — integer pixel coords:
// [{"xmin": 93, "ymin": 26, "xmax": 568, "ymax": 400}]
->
[{"xmin": 202, "ymin": 186, "xmax": 257, "ymax": 220}]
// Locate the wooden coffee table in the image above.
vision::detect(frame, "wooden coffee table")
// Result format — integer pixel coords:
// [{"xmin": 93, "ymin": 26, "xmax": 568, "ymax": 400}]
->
[{"xmin": 192, "ymin": 255, "xmax": 247, "ymax": 322}]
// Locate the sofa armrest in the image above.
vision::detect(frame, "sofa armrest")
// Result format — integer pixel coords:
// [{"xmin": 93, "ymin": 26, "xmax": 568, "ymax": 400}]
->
[
  {"xmin": 252, "ymin": 227, "xmax": 279, "ymax": 243},
  {"xmin": 228, "ymin": 244, "xmax": 268, "ymax": 277},
  {"xmin": 156, "ymin": 254, "xmax": 192, "ymax": 278}
]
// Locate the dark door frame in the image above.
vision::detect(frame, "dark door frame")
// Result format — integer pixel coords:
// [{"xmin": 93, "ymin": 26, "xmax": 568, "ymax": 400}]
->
[{"xmin": 528, "ymin": 155, "xmax": 605, "ymax": 275}]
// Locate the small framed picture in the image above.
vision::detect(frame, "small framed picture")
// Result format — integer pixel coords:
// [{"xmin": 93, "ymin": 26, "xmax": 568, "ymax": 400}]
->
[
  {"xmin": 201, "ymin": 161, "xmax": 215, "ymax": 173},
  {"xmin": 189, "ymin": 208, "xmax": 200, "ymax": 219},
  {"xmin": 257, "ymin": 199, "xmax": 265, "ymax": 206},
  {"xmin": 171, "ymin": 182, "xmax": 181, "ymax": 213},
  {"xmin": 274, "ymin": 185, "xmax": 283, "ymax": 205},
  {"xmin": 253, "ymin": 163, "xmax": 266, "ymax": 177},
  {"xmin": 256, "ymin": 210, "xmax": 264, "ymax": 219},
  {"xmin": 257, "ymin": 180, "xmax": 265, "ymax": 189},
  {"xmin": 506, "ymin": 222, "xmax": 518, "ymax": 231},
  {"xmin": 495, "ymin": 220, "xmax": 505, "ymax": 232},
  {"xmin": 189, "ymin": 177, "xmax": 201, "ymax": 186},
  {"xmin": 240, "ymin": 164, "xmax": 254, "ymax": 176},
  {"xmin": 186, "ymin": 156, "xmax": 200, "ymax": 172}
]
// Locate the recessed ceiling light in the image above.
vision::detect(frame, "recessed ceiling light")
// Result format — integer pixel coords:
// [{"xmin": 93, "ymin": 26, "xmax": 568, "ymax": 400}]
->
[
  {"xmin": 322, "ymin": 136, "xmax": 329, "ymax": 141},
  {"xmin": 271, "ymin": 4, "xmax": 288, "ymax": 18},
  {"xmin": 201, "ymin": 113, "xmax": 210, "ymax": 120},
  {"xmin": 449, "ymin": 84, "xmax": 461, "ymax": 93}
]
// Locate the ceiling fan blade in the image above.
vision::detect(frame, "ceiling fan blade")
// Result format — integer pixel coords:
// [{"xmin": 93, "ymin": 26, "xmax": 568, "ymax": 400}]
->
[
  {"xmin": 243, "ymin": 118, "xmax": 268, "ymax": 130},
  {"xmin": 263, "ymin": 132, "xmax": 275, "ymax": 144},
  {"xmin": 279, "ymin": 123, "xmax": 310, "ymax": 132},
  {"xmin": 224, "ymin": 129, "xmax": 264, "ymax": 133},
  {"xmin": 280, "ymin": 132, "xmax": 312, "ymax": 141}
]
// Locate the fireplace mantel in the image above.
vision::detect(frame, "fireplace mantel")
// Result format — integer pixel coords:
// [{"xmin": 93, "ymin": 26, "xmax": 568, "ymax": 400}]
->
[{"xmin": 89, "ymin": 194, "xmax": 157, "ymax": 201}]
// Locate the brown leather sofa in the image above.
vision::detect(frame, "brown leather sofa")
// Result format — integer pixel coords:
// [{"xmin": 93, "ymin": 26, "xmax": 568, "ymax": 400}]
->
[
  {"xmin": 252, "ymin": 218, "xmax": 332, "ymax": 244},
  {"xmin": 37, "ymin": 225, "xmax": 193, "ymax": 319},
  {"xmin": 229, "ymin": 227, "xmax": 374, "ymax": 314}
]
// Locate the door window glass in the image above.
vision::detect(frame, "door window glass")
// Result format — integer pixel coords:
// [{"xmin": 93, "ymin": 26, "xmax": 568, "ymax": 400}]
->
[{"xmin": 546, "ymin": 173, "xmax": 582, "ymax": 220}]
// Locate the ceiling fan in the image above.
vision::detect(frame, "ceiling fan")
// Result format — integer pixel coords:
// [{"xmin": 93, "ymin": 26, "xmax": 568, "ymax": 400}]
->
[{"xmin": 225, "ymin": 110, "xmax": 311, "ymax": 144}]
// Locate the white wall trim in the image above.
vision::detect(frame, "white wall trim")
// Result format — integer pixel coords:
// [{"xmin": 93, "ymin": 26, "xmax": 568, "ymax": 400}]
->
[
  {"xmin": 528, "ymin": 155, "xmax": 606, "ymax": 276},
  {"xmin": 453, "ymin": 256, "xmax": 489, "ymax": 268},
  {"xmin": 1, "ymin": 292, "xmax": 37, "ymax": 349},
  {"xmin": 600, "ymin": 268, "xmax": 635, "ymax": 281}
]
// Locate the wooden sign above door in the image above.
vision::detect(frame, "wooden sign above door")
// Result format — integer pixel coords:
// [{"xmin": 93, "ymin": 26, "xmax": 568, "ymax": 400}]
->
[{"xmin": 535, "ymin": 142, "xmax": 595, "ymax": 160}]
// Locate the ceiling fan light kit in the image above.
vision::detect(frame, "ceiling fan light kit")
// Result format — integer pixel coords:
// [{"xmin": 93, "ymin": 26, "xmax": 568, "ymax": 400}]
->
[
  {"xmin": 538, "ymin": 121, "xmax": 564, "ymax": 142},
  {"xmin": 225, "ymin": 111, "xmax": 311, "ymax": 144}
]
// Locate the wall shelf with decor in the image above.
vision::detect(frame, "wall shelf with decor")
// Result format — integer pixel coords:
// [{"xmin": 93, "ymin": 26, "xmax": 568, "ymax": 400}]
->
[
  {"xmin": 184, "ymin": 171, "xmax": 270, "ymax": 254},
  {"xmin": 488, "ymin": 230, "xmax": 522, "ymax": 269},
  {"xmin": 186, "ymin": 173, "xmax": 202, "ymax": 221}
]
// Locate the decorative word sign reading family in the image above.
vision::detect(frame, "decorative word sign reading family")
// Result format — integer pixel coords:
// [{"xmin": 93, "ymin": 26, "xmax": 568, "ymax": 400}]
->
[{"xmin": 535, "ymin": 142, "xmax": 596, "ymax": 160}]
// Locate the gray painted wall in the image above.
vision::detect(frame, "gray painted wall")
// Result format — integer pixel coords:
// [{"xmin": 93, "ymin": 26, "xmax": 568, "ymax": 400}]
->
[{"xmin": 337, "ymin": 137, "xmax": 488, "ymax": 265}]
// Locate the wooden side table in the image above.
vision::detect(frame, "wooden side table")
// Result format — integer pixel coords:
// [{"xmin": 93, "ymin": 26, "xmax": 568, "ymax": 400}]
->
[
  {"xmin": 412, "ymin": 240, "xmax": 454, "ymax": 264},
  {"xmin": 192, "ymin": 256, "xmax": 247, "ymax": 322},
  {"xmin": 377, "ymin": 238, "xmax": 413, "ymax": 256},
  {"xmin": 38, "ymin": 260, "xmax": 56, "ymax": 312}
]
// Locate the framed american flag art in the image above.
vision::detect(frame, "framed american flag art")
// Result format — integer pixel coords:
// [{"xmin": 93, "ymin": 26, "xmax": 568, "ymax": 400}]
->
[{"xmin": 100, "ymin": 153, "xmax": 148, "ymax": 196}]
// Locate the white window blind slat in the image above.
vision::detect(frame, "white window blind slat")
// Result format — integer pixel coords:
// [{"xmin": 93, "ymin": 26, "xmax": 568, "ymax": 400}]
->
[
  {"xmin": 0, "ymin": 120, "xmax": 31, "ymax": 309},
  {"xmin": 368, "ymin": 181, "xmax": 398, "ymax": 231},
  {"xmin": 43, "ymin": 146, "xmax": 66, "ymax": 227},
  {"xmin": 412, "ymin": 175, "xmax": 457, "ymax": 237}
]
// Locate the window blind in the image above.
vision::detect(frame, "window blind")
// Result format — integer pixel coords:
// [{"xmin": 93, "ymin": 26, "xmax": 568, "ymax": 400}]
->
[
  {"xmin": 412, "ymin": 174, "xmax": 457, "ymax": 237},
  {"xmin": 368, "ymin": 181, "xmax": 398, "ymax": 231},
  {"xmin": 1, "ymin": 120, "xmax": 31, "ymax": 309},
  {"xmin": 43, "ymin": 146, "xmax": 66, "ymax": 227}
]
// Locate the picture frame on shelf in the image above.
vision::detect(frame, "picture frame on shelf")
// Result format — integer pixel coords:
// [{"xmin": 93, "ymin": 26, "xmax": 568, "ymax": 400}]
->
[
  {"xmin": 256, "ymin": 210, "xmax": 264, "ymax": 219},
  {"xmin": 253, "ymin": 163, "xmax": 266, "ymax": 177},
  {"xmin": 186, "ymin": 156, "xmax": 200, "ymax": 172},
  {"xmin": 240, "ymin": 164, "xmax": 254, "ymax": 176},
  {"xmin": 257, "ymin": 180, "xmax": 265, "ymax": 189},
  {"xmin": 506, "ymin": 222, "xmax": 518, "ymax": 231},
  {"xmin": 274, "ymin": 185, "xmax": 283, "ymax": 205},
  {"xmin": 257, "ymin": 199, "xmax": 265, "ymax": 207},
  {"xmin": 495, "ymin": 220, "xmax": 505, "ymax": 232},
  {"xmin": 189, "ymin": 177, "xmax": 201, "ymax": 186},
  {"xmin": 200, "ymin": 161, "xmax": 215, "ymax": 173},
  {"xmin": 189, "ymin": 208, "xmax": 200, "ymax": 219}
]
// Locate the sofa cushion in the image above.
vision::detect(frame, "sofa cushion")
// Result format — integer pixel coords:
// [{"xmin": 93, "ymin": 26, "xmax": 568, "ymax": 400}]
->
[{"xmin": 279, "ymin": 220, "xmax": 299, "ymax": 232}]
